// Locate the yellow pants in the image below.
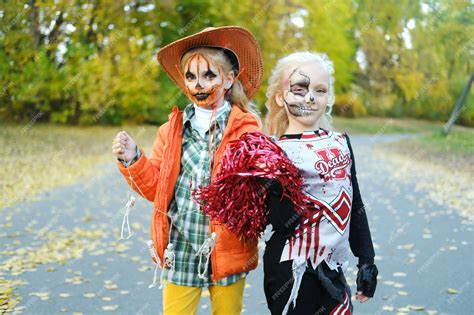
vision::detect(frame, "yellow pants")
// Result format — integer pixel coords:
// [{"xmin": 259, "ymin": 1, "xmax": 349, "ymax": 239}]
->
[{"xmin": 163, "ymin": 277, "xmax": 246, "ymax": 315}]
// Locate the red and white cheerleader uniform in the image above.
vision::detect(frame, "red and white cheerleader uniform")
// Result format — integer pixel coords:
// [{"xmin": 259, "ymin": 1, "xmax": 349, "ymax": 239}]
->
[{"xmin": 263, "ymin": 128, "xmax": 378, "ymax": 315}]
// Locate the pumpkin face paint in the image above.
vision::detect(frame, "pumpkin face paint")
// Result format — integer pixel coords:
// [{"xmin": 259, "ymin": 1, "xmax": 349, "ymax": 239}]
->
[
  {"xmin": 183, "ymin": 53, "xmax": 229, "ymax": 109},
  {"xmin": 279, "ymin": 62, "xmax": 330, "ymax": 126}
]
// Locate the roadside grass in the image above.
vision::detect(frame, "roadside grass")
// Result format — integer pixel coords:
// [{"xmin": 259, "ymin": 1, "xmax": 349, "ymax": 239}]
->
[
  {"xmin": 413, "ymin": 128, "xmax": 473, "ymax": 155},
  {"xmin": 333, "ymin": 116, "xmax": 450, "ymax": 135}
]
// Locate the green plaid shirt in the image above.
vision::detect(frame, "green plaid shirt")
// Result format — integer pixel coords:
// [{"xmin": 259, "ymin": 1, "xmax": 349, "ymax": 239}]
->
[{"xmin": 163, "ymin": 101, "xmax": 248, "ymax": 287}]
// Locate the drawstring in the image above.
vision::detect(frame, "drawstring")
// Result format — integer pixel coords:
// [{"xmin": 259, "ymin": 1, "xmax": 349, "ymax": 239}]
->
[
  {"xmin": 208, "ymin": 104, "xmax": 218, "ymax": 171},
  {"xmin": 119, "ymin": 155, "xmax": 144, "ymax": 241},
  {"xmin": 196, "ymin": 232, "xmax": 217, "ymax": 279},
  {"xmin": 282, "ymin": 256, "xmax": 307, "ymax": 315},
  {"xmin": 147, "ymin": 240, "xmax": 161, "ymax": 288},
  {"xmin": 120, "ymin": 193, "xmax": 135, "ymax": 240}
]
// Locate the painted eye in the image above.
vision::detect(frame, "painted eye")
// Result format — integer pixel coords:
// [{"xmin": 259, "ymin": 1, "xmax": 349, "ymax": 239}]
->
[
  {"xmin": 290, "ymin": 85, "xmax": 308, "ymax": 96},
  {"xmin": 205, "ymin": 71, "xmax": 217, "ymax": 79},
  {"xmin": 185, "ymin": 71, "xmax": 196, "ymax": 80},
  {"xmin": 316, "ymin": 89, "xmax": 327, "ymax": 93}
]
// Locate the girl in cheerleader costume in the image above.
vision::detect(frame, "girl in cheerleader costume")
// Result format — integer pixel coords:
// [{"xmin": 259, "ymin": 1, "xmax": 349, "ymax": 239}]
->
[
  {"xmin": 111, "ymin": 26, "xmax": 263, "ymax": 315},
  {"xmin": 262, "ymin": 52, "xmax": 378, "ymax": 315}
]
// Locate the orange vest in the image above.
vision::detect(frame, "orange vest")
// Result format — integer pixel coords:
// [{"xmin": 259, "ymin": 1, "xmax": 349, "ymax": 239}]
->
[{"xmin": 117, "ymin": 104, "xmax": 260, "ymax": 281}]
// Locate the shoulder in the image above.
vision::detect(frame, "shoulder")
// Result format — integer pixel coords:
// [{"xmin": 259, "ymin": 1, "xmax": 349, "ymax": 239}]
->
[
  {"xmin": 327, "ymin": 128, "xmax": 345, "ymax": 138},
  {"xmin": 231, "ymin": 104, "xmax": 258, "ymax": 120},
  {"xmin": 158, "ymin": 120, "xmax": 171, "ymax": 134},
  {"xmin": 340, "ymin": 132, "xmax": 355, "ymax": 158},
  {"xmin": 151, "ymin": 122, "xmax": 170, "ymax": 148},
  {"xmin": 156, "ymin": 105, "xmax": 184, "ymax": 140},
  {"xmin": 327, "ymin": 129, "xmax": 354, "ymax": 156},
  {"xmin": 230, "ymin": 105, "xmax": 261, "ymax": 133},
  {"xmin": 340, "ymin": 131, "xmax": 351, "ymax": 145},
  {"xmin": 329, "ymin": 129, "xmax": 351, "ymax": 143}
]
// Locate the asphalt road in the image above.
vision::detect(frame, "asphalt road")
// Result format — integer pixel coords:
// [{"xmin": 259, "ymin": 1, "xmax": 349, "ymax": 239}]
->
[{"xmin": 1, "ymin": 134, "xmax": 472, "ymax": 314}]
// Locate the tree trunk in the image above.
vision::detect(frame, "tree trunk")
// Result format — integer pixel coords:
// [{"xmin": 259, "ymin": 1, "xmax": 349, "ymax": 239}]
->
[
  {"xmin": 443, "ymin": 74, "xmax": 473, "ymax": 135},
  {"xmin": 28, "ymin": 0, "xmax": 41, "ymax": 49}
]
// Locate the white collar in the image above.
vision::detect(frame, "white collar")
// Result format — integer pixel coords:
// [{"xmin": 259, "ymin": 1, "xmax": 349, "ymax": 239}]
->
[
  {"xmin": 190, "ymin": 100, "xmax": 231, "ymax": 137},
  {"xmin": 193, "ymin": 100, "xmax": 231, "ymax": 118}
]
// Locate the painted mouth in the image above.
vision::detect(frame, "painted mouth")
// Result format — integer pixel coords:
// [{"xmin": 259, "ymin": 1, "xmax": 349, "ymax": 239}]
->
[
  {"xmin": 194, "ymin": 92, "xmax": 210, "ymax": 101},
  {"xmin": 288, "ymin": 104, "xmax": 318, "ymax": 112}
]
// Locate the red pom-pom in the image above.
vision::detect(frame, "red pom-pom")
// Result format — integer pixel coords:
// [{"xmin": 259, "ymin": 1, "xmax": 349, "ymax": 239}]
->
[{"xmin": 192, "ymin": 131, "xmax": 309, "ymax": 240}]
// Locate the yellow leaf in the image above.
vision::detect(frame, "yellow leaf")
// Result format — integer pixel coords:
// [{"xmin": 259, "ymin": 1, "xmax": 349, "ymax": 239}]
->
[
  {"xmin": 447, "ymin": 288, "xmax": 458, "ymax": 294},
  {"xmin": 408, "ymin": 305, "xmax": 425, "ymax": 311},
  {"xmin": 102, "ymin": 305, "xmax": 118, "ymax": 311}
]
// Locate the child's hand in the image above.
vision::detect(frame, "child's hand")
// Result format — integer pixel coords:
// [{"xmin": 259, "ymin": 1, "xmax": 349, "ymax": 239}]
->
[
  {"xmin": 355, "ymin": 291, "xmax": 370, "ymax": 303},
  {"xmin": 112, "ymin": 131, "xmax": 137, "ymax": 162},
  {"xmin": 356, "ymin": 263, "xmax": 378, "ymax": 302}
]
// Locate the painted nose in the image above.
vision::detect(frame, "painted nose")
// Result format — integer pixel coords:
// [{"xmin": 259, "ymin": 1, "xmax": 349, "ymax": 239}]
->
[
  {"xmin": 195, "ymin": 82, "xmax": 202, "ymax": 89},
  {"xmin": 305, "ymin": 93, "xmax": 316, "ymax": 103}
]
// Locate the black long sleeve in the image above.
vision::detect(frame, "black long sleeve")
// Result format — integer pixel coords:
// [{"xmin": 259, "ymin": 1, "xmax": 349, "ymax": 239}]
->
[
  {"xmin": 262, "ymin": 179, "xmax": 301, "ymax": 236},
  {"xmin": 344, "ymin": 134, "xmax": 376, "ymax": 266}
]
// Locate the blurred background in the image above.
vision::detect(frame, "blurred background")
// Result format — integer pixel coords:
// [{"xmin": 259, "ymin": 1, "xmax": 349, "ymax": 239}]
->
[
  {"xmin": 0, "ymin": 1, "xmax": 473, "ymax": 314},
  {"xmin": 0, "ymin": 0, "xmax": 472, "ymax": 125}
]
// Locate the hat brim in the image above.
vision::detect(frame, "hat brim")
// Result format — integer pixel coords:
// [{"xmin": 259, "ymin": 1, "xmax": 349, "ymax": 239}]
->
[{"xmin": 157, "ymin": 26, "xmax": 263, "ymax": 100}]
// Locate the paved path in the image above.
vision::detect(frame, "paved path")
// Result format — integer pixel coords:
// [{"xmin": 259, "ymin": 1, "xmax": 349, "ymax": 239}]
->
[{"xmin": 1, "ymin": 134, "xmax": 472, "ymax": 314}]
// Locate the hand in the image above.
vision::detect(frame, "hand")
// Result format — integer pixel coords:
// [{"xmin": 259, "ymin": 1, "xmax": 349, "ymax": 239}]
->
[
  {"xmin": 356, "ymin": 263, "xmax": 378, "ymax": 302},
  {"xmin": 112, "ymin": 131, "xmax": 137, "ymax": 162},
  {"xmin": 355, "ymin": 291, "xmax": 370, "ymax": 303}
]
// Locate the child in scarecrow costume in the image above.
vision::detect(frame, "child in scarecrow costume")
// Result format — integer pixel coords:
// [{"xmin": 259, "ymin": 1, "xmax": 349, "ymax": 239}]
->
[
  {"xmin": 261, "ymin": 52, "xmax": 378, "ymax": 314},
  {"xmin": 111, "ymin": 26, "xmax": 263, "ymax": 315}
]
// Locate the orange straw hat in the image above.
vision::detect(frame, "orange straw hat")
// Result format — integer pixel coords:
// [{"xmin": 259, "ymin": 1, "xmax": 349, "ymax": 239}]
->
[{"xmin": 157, "ymin": 26, "xmax": 263, "ymax": 100}]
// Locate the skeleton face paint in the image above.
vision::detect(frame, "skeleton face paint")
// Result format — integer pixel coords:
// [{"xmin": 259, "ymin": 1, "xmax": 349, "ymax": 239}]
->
[
  {"xmin": 283, "ymin": 70, "xmax": 313, "ymax": 117},
  {"xmin": 183, "ymin": 53, "xmax": 228, "ymax": 108},
  {"xmin": 281, "ymin": 63, "xmax": 330, "ymax": 121}
]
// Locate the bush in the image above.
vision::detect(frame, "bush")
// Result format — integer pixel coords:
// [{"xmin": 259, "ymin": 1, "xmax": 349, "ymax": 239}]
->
[{"xmin": 333, "ymin": 92, "xmax": 367, "ymax": 117}]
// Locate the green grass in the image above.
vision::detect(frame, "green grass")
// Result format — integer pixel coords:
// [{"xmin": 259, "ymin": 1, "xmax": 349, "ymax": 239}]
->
[
  {"xmin": 412, "ymin": 128, "xmax": 474, "ymax": 155},
  {"xmin": 333, "ymin": 116, "xmax": 448, "ymax": 134}
]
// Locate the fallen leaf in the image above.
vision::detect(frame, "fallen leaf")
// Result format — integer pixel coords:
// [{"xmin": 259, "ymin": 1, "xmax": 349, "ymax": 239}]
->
[
  {"xmin": 408, "ymin": 304, "xmax": 425, "ymax": 311},
  {"xmin": 102, "ymin": 305, "xmax": 118, "ymax": 311},
  {"xmin": 393, "ymin": 272, "xmax": 407, "ymax": 277}
]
